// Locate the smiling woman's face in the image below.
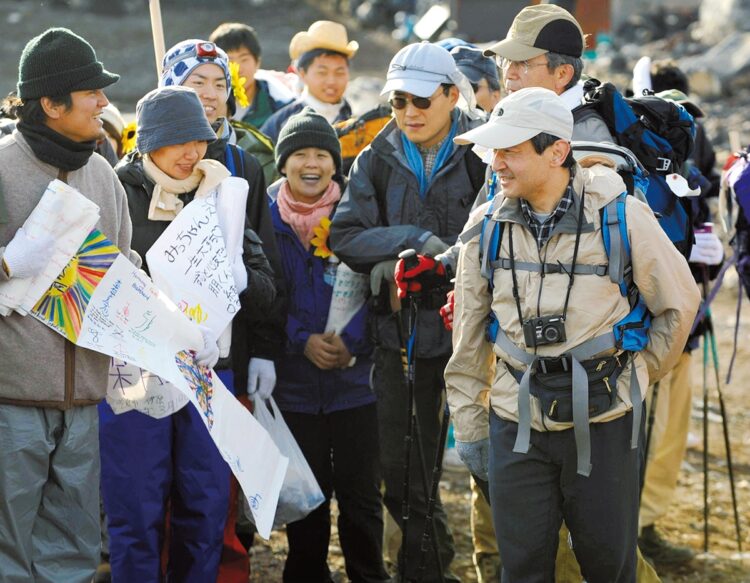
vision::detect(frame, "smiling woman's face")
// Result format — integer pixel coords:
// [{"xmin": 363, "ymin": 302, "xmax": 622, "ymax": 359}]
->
[
  {"xmin": 282, "ymin": 147, "xmax": 336, "ymax": 202},
  {"xmin": 149, "ymin": 140, "xmax": 208, "ymax": 180}
]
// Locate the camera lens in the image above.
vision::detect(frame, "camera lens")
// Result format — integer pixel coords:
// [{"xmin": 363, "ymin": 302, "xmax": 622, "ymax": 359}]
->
[{"xmin": 543, "ymin": 326, "xmax": 560, "ymax": 343}]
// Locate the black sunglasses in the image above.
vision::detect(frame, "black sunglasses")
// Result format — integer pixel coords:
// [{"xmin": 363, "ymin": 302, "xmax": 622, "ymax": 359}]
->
[{"xmin": 389, "ymin": 92, "xmax": 442, "ymax": 111}]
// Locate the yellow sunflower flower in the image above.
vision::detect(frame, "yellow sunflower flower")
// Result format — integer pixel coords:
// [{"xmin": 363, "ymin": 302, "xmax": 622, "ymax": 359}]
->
[
  {"xmin": 229, "ymin": 61, "xmax": 250, "ymax": 109},
  {"xmin": 121, "ymin": 121, "xmax": 137, "ymax": 155},
  {"xmin": 311, "ymin": 216, "xmax": 333, "ymax": 259}
]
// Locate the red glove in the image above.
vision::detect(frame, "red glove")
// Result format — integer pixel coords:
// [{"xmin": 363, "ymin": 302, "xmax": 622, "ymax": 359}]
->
[
  {"xmin": 439, "ymin": 290, "xmax": 455, "ymax": 331},
  {"xmin": 394, "ymin": 254, "xmax": 447, "ymax": 299}
]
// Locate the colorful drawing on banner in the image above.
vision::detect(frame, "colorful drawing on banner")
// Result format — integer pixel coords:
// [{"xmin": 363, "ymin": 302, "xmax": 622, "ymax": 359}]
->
[
  {"xmin": 175, "ymin": 350, "xmax": 215, "ymax": 428},
  {"xmin": 31, "ymin": 230, "xmax": 118, "ymax": 341}
]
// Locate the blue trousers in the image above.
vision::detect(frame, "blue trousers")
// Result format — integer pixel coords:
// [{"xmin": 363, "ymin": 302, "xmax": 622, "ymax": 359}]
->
[
  {"xmin": 489, "ymin": 410, "xmax": 641, "ymax": 583},
  {"xmin": 99, "ymin": 369, "xmax": 234, "ymax": 583}
]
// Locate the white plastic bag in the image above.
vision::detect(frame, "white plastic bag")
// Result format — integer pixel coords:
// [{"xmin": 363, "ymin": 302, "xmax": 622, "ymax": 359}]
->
[{"xmin": 248, "ymin": 397, "xmax": 325, "ymax": 529}]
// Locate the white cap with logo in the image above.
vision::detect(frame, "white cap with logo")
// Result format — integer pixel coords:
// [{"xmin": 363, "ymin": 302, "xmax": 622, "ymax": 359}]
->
[{"xmin": 454, "ymin": 87, "xmax": 573, "ymax": 151}]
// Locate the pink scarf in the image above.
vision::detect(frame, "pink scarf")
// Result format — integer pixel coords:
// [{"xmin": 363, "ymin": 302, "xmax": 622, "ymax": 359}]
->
[{"xmin": 277, "ymin": 180, "xmax": 342, "ymax": 250}]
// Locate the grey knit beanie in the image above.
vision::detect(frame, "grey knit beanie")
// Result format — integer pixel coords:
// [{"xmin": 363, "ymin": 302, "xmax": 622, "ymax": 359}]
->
[
  {"xmin": 136, "ymin": 86, "xmax": 217, "ymax": 154},
  {"xmin": 17, "ymin": 28, "xmax": 119, "ymax": 99},
  {"xmin": 275, "ymin": 107, "xmax": 342, "ymax": 175}
]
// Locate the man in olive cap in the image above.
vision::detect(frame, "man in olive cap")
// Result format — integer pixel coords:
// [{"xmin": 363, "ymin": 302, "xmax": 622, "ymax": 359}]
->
[{"xmin": 0, "ymin": 28, "xmax": 134, "ymax": 581}]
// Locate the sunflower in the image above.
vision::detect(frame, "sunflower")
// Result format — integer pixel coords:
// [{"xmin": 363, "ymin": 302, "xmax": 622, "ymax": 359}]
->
[
  {"xmin": 311, "ymin": 216, "xmax": 333, "ymax": 259},
  {"xmin": 121, "ymin": 121, "xmax": 137, "ymax": 155},
  {"xmin": 229, "ymin": 61, "xmax": 250, "ymax": 109}
]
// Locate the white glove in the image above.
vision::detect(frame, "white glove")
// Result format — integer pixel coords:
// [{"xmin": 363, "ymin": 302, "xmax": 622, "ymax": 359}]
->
[
  {"xmin": 689, "ymin": 232, "xmax": 723, "ymax": 266},
  {"xmin": 3, "ymin": 227, "xmax": 56, "ymax": 279},
  {"xmin": 247, "ymin": 357, "xmax": 276, "ymax": 399},
  {"xmin": 194, "ymin": 325, "xmax": 220, "ymax": 368},
  {"xmin": 231, "ymin": 255, "xmax": 248, "ymax": 294}
]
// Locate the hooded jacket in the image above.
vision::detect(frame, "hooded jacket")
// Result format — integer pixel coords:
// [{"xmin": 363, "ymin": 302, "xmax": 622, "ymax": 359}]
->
[
  {"xmin": 445, "ymin": 163, "xmax": 701, "ymax": 443},
  {"xmin": 330, "ymin": 110, "xmax": 485, "ymax": 358}
]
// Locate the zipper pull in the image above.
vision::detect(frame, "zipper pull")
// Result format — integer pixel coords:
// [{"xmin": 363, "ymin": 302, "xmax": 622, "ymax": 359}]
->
[
  {"xmin": 549, "ymin": 399, "xmax": 558, "ymax": 418},
  {"xmin": 603, "ymin": 377, "xmax": 612, "ymax": 393}
]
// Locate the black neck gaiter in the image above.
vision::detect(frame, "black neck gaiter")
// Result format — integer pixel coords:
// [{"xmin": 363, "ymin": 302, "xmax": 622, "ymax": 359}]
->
[{"xmin": 17, "ymin": 120, "xmax": 97, "ymax": 172}]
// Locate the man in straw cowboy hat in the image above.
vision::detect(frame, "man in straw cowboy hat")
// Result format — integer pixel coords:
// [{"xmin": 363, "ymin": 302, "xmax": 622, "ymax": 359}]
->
[{"xmin": 261, "ymin": 21, "xmax": 358, "ymax": 143}]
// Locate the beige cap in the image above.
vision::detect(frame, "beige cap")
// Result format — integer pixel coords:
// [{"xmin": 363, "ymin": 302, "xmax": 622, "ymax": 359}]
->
[
  {"xmin": 289, "ymin": 21, "xmax": 359, "ymax": 61},
  {"xmin": 483, "ymin": 4, "xmax": 585, "ymax": 61},
  {"xmin": 454, "ymin": 87, "xmax": 573, "ymax": 150}
]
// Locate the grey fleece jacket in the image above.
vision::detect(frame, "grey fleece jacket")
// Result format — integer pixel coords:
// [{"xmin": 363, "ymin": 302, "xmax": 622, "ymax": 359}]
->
[{"xmin": 0, "ymin": 131, "xmax": 133, "ymax": 409}]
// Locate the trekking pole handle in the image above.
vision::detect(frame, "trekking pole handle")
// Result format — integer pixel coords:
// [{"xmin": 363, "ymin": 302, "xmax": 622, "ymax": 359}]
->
[{"xmin": 399, "ymin": 248, "xmax": 419, "ymax": 270}]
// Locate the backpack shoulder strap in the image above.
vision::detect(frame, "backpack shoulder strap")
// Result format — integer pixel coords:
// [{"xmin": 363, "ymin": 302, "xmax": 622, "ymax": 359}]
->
[
  {"xmin": 601, "ymin": 192, "xmax": 632, "ymax": 298},
  {"xmin": 369, "ymin": 153, "xmax": 393, "ymax": 227},
  {"xmin": 479, "ymin": 195, "xmax": 505, "ymax": 287},
  {"xmin": 224, "ymin": 143, "xmax": 246, "ymax": 179}
]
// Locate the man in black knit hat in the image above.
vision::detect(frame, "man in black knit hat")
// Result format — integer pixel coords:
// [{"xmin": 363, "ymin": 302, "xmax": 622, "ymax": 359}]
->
[{"xmin": 0, "ymin": 28, "xmax": 140, "ymax": 581}]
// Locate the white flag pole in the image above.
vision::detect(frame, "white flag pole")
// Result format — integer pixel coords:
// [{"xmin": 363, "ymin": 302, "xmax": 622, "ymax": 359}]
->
[{"xmin": 149, "ymin": 0, "xmax": 166, "ymax": 80}]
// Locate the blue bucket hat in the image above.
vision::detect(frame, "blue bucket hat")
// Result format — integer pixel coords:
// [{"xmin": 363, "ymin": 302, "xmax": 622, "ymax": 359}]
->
[{"xmin": 135, "ymin": 86, "xmax": 217, "ymax": 154}]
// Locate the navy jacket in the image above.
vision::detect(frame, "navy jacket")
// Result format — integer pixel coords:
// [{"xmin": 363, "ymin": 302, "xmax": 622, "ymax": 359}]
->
[
  {"xmin": 270, "ymin": 195, "xmax": 376, "ymax": 414},
  {"xmin": 260, "ymin": 98, "xmax": 352, "ymax": 144}
]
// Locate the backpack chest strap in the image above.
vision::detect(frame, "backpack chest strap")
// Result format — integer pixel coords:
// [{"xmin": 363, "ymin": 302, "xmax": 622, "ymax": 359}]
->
[{"xmin": 489, "ymin": 257, "xmax": 608, "ymax": 276}]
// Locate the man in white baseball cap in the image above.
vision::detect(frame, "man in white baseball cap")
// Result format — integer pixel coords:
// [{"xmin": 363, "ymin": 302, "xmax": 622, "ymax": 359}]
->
[{"xmin": 445, "ymin": 87, "xmax": 699, "ymax": 582}]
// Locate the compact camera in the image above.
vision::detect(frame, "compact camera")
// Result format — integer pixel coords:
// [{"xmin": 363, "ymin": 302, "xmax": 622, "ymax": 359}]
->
[{"xmin": 522, "ymin": 315, "xmax": 567, "ymax": 347}]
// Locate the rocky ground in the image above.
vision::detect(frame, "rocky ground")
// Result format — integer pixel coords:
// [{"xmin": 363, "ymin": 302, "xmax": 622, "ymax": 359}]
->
[{"xmin": 4, "ymin": 1, "xmax": 750, "ymax": 581}]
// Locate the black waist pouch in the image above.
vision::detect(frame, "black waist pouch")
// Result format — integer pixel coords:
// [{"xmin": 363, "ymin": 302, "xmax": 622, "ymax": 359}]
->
[{"xmin": 507, "ymin": 354, "xmax": 626, "ymax": 422}]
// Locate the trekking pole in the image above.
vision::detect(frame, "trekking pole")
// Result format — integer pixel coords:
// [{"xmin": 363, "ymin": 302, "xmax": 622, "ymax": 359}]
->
[
  {"xmin": 702, "ymin": 265, "xmax": 743, "ymax": 555},
  {"xmin": 639, "ymin": 381, "xmax": 660, "ymax": 503},
  {"xmin": 702, "ymin": 300, "xmax": 710, "ymax": 553},
  {"xmin": 416, "ymin": 399, "xmax": 451, "ymax": 581},
  {"xmin": 394, "ymin": 249, "xmax": 445, "ymax": 582}
]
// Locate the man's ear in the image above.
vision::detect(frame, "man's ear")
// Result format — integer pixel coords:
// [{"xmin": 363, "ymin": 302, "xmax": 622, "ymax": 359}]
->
[
  {"xmin": 448, "ymin": 85, "xmax": 460, "ymax": 107},
  {"xmin": 554, "ymin": 64, "xmax": 575, "ymax": 94},
  {"xmin": 550, "ymin": 139, "xmax": 571, "ymax": 167},
  {"xmin": 40, "ymin": 96, "xmax": 66, "ymax": 120}
]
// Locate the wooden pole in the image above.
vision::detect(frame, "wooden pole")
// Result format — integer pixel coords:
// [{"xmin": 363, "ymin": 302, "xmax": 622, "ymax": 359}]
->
[{"xmin": 149, "ymin": 0, "xmax": 166, "ymax": 81}]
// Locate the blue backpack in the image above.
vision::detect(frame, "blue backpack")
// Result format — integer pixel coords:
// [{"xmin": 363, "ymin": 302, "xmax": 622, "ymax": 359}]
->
[{"xmin": 573, "ymin": 80, "xmax": 697, "ymax": 259}]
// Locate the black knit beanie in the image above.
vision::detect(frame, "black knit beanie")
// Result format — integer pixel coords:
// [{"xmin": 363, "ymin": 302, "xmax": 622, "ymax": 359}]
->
[
  {"xmin": 275, "ymin": 107, "xmax": 342, "ymax": 175},
  {"xmin": 17, "ymin": 28, "xmax": 119, "ymax": 99}
]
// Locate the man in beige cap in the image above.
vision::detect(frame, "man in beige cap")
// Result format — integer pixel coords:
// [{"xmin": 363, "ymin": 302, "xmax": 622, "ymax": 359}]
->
[
  {"xmin": 445, "ymin": 87, "xmax": 699, "ymax": 582},
  {"xmin": 261, "ymin": 20, "xmax": 356, "ymax": 142},
  {"xmin": 483, "ymin": 3, "xmax": 612, "ymax": 143}
]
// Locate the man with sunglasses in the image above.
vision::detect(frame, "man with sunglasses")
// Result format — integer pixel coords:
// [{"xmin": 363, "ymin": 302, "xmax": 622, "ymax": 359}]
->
[{"xmin": 330, "ymin": 41, "xmax": 485, "ymax": 583}]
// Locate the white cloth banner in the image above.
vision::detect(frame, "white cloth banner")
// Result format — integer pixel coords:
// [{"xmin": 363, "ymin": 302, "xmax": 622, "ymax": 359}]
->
[{"xmin": 0, "ymin": 179, "xmax": 100, "ymax": 316}]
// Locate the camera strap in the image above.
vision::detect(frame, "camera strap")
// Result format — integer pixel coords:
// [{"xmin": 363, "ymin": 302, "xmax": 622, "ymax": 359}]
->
[{"xmin": 507, "ymin": 189, "xmax": 587, "ymax": 327}]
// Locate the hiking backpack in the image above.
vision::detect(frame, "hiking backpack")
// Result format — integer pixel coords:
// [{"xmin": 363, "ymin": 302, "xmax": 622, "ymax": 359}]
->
[
  {"xmin": 573, "ymin": 79, "xmax": 698, "ymax": 258},
  {"xmin": 334, "ymin": 104, "xmax": 392, "ymax": 175}
]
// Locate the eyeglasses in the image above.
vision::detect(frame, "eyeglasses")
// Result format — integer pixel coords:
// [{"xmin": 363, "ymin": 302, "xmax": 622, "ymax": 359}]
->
[
  {"xmin": 497, "ymin": 58, "xmax": 549, "ymax": 74},
  {"xmin": 388, "ymin": 88, "xmax": 445, "ymax": 110}
]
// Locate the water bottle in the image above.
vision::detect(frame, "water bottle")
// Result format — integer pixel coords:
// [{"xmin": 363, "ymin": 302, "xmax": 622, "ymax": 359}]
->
[{"xmin": 324, "ymin": 256, "xmax": 339, "ymax": 286}]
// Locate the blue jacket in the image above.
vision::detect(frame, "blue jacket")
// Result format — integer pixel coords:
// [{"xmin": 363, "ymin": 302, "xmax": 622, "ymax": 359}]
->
[{"xmin": 270, "ymin": 196, "xmax": 376, "ymax": 414}]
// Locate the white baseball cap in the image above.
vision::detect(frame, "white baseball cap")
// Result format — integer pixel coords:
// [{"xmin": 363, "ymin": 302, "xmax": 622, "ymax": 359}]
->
[
  {"xmin": 454, "ymin": 87, "xmax": 573, "ymax": 150},
  {"xmin": 381, "ymin": 41, "xmax": 460, "ymax": 98}
]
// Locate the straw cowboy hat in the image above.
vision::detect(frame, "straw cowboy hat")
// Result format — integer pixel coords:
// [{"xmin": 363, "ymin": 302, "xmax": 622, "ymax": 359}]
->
[{"xmin": 289, "ymin": 21, "xmax": 359, "ymax": 61}]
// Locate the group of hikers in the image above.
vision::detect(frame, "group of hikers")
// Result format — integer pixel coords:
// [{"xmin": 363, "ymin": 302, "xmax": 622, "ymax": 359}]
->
[{"xmin": 0, "ymin": 2, "xmax": 737, "ymax": 583}]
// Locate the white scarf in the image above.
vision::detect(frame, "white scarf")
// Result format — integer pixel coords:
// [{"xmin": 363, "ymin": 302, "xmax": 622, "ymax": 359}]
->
[{"xmin": 302, "ymin": 88, "xmax": 346, "ymax": 124}]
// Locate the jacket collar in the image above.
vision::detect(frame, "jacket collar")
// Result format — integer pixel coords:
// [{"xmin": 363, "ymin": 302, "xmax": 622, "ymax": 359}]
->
[{"xmin": 370, "ymin": 108, "xmax": 481, "ymax": 173}]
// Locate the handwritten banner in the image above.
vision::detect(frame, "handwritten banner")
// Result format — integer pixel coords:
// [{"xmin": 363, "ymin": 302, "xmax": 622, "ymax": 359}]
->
[{"xmin": 146, "ymin": 193, "xmax": 240, "ymax": 338}]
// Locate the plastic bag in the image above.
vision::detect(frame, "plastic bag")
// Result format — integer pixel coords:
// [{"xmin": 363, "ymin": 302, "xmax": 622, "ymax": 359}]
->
[{"xmin": 247, "ymin": 397, "xmax": 325, "ymax": 529}]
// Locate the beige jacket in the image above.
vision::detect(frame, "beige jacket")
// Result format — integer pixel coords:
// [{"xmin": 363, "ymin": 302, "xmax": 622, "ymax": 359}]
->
[
  {"xmin": 0, "ymin": 131, "xmax": 133, "ymax": 409},
  {"xmin": 445, "ymin": 163, "xmax": 701, "ymax": 443}
]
